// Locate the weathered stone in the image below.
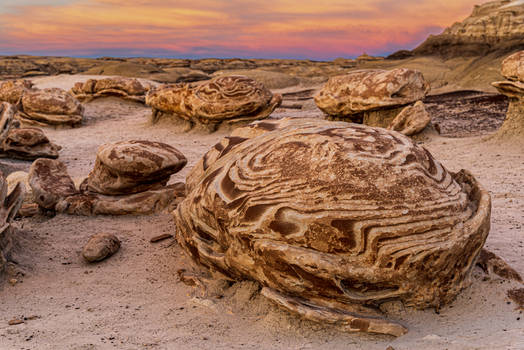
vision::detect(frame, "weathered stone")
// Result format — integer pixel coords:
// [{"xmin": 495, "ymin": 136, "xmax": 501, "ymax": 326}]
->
[
  {"xmin": 146, "ymin": 75, "xmax": 282, "ymax": 129},
  {"xmin": 174, "ymin": 118, "xmax": 491, "ymax": 336},
  {"xmin": 314, "ymin": 69, "xmax": 429, "ymax": 120},
  {"xmin": 84, "ymin": 140, "xmax": 187, "ymax": 195},
  {"xmin": 501, "ymin": 50, "xmax": 524, "ymax": 82},
  {"xmin": 0, "ymin": 171, "xmax": 25, "ymax": 274},
  {"xmin": 58, "ymin": 182, "xmax": 185, "ymax": 216},
  {"xmin": 82, "ymin": 232, "xmax": 120, "ymax": 262},
  {"xmin": 0, "ymin": 80, "xmax": 33, "ymax": 105},
  {"xmin": 17, "ymin": 88, "xmax": 84, "ymax": 128},
  {"xmin": 28, "ymin": 158, "xmax": 78, "ymax": 209},
  {"xmin": 1, "ymin": 127, "xmax": 61, "ymax": 160},
  {"xmin": 388, "ymin": 101, "xmax": 432, "ymax": 136},
  {"xmin": 491, "ymin": 50, "xmax": 524, "ymax": 138},
  {"xmin": 0, "ymin": 102, "xmax": 15, "ymax": 141},
  {"xmin": 71, "ymin": 77, "xmax": 149, "ymax": 103}
]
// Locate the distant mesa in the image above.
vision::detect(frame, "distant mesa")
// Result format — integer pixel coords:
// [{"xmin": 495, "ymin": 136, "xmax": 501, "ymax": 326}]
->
[{"xmin": 413, "ymin": 0, "xmax": 524, "ymax": 58}]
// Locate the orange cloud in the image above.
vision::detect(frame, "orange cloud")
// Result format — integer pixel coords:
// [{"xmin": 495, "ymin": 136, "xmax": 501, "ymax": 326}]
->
[{"xmin": 0, "ymin": 0, "xmax": 488, "ymax": 59}]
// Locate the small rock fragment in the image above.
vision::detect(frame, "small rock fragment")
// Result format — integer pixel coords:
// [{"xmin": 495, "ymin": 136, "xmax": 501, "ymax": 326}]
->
[
  {"xmin": 150, "ymin": 233, "xmax": 173, "ymax": 243},
  {"xmin": 8, "ymin": 319, "xmax": 24, "ymax": 326},
  {"xmin": 82, "ymin": 233, "xmax": 120, "ymax": 263}
]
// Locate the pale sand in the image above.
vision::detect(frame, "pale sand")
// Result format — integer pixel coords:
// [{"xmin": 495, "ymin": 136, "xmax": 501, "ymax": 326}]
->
[{"xmin": 0, "ymin": 75, "xmax": 522, "ymax": 349}]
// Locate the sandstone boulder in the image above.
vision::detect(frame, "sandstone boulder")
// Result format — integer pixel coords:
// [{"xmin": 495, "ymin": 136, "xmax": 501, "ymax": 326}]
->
[
  {"xmin": 387, "ymin": 101, "xmax": 431, "ymax": 136},
  {"xmin": 0, "ymin": 80, "xmax": 33, "ymax": 105},
  {"xmin": 0, "ymin": 102, "xmax": 61, "ymax": 160},
  {"xmin": 84, "ymin": 140, "xmax": 187, "ymax": 195},
  {"xmin": 17, "ymin": 88, "xmax": 84, "ymax": 128},
  {"xmin": 315, "ymin": 68, "xmax": 429, "ymax": 119},
  {"xmin": 28, "ymin": 158, "xmax": 78, "ymax": 210},
  {"xmin": 28, "ymin": 141, "xmax": 187, "ymax": 216},
  {"xmin": 146, "ymin": 76, "xmax": 282, "ymax": 130},
  {"xmin": 71, "ymin": 77, "xmax": 149, "ymax": 103},
  {"xmin": 82, "ymin": 232, "xmax": 120, "ymax": 263},
  {"xmin": 2, "ymin": 127, "xmax": 61, "ymax": 160},
  {"xmin": 501, "ymin": 50, "xmax": 524, "ymax": 82},
  {"xmin": 175, "ymin": 118, "xmax": 490, "ymax": 337}
]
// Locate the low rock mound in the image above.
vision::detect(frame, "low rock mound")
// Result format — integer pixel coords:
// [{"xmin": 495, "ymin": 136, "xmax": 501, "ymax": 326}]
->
[
  {"xmin": 28, "ymin": 141, "xmax": 187, "ymax": 216},
  {"xmin": 71, "ymin": 77, "xmax": 149, "ymax": 103},
  {"xmin": 174, "ymin": 118, "xmax": 491, "ymax": 337},
  {"xmin": 146, "ymin": 75, "xmax": 282, "ymax": 131},
  {"xmin": 16, "ymin": 88, "xmax": 84, "ymax": 128}
]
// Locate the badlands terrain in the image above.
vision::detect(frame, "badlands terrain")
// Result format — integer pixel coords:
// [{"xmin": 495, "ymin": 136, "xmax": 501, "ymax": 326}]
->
[{"xmin": 0, "ymin": 0, "xmax": 523, "ymax": 349}]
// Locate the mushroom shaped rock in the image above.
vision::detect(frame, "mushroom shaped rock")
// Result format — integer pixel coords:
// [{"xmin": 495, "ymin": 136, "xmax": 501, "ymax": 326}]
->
[
  {"xmin": 492, "ymin": 50, "xmax": 524, "ymax": 138},
  {"xmin": 1, "ymin": 127, "xmax": 61, "ymax": 160},
  {"xmin": 314, "ymin": 68, "xmax": 429, "ymax": 127},
  {"xmin": 387, "ymin": 101, "xmax": 431, "ymax": 136},
  {"xmin": 0, "ymin": 80, "xmax": 33, "ymax": 105},
  {"xmin": 84, "ymin": 140, "xmax": 187, "ymax": 195},
  {"xmin": 174, "ymin": 118, "xmax": 491, "ymax": 337},
  {"xmin": 28, "ymin": 158, "xmax": 78, "ymax": 210},
  {"xmin": 0, "ymin": 170, "xmax": 25, "ymax": 273},
  {"xmin": 146, "ymin": 75, "xmax": 282, "ymax": 130},
  {"xmin": 71, "ymin": 77, "xmax": 149, "ymax": 103},
  {"xmin": 501, "ymin": 50, "xmax": 524, "ymax": 82},
  {"xmin": 16, "ymin": 88, "xmax": 84, "ymax": 128}
]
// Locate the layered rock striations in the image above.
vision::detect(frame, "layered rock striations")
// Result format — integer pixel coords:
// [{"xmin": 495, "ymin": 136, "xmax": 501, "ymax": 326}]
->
[{"xmin": 413, "ymin": 0, "xmax": 524, "ymax": 57}]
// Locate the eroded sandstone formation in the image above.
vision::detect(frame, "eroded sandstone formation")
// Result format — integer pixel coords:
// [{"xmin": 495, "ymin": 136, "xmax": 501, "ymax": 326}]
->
[
  {"xmin": 0, "ymin": 102, "xmax": 61, "ymax": 160},
  {"xmin": 71, "ymin": 77, "xmax": 150, "ymax": 103},
  {"xmin": 413, "ymin": 0, "xmax": 524, "ymax": 57},
  {"xmin": 28, "ymin": 141, "xmax": 187, "ymax": 216},
  {"xmin": 174, "ymin": 118, "xmax": 491, "ymax": 337},
  {"xmin": 146, "ymin": 75, "xmax": 282, "ymax": 131},
  {"xmin": 0, "ymin": 80, "xmax": 33, "ymax": 105},
  {"xmin": 16, "ymin": 88, "xmax": 84, "ymax": 128},
  {"xmin": 0, "ymin": 171, "xmax": 25, "ymax": 274},
  {"xmin": 492, "ymin": 50, "xmax": 524, "ymax": 137},
  {"xmin": 314, "ymin": 69, "xmax": 432, "ymax": 135}
]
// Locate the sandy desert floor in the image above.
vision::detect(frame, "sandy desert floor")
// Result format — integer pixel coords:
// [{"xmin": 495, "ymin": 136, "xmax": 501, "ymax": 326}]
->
[{"xmin": 0, "ymin": 75, "xmax": 522, "ymax": 350}]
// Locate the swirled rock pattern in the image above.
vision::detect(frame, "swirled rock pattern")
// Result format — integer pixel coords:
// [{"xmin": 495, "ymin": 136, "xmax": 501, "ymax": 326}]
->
[
  {"xmin": 146, "ymin": 75, "xmax": 282, "ymax": 130},
  {"xmin": 0, "ymin": 102, "xmax": 61, "ymax": 160},
  {"xmin": 28, "ymin": 141, "xmax": 187, "ymax": 215},
  {"xmin": 314, "ymin": 69, "xmax": 429, "ymax": 118},
  {"xmin": 492, "ymin": 50, "xmax": 524, "ymax": 137},
  {"xmin": 17, "ymin": 88, "xmax": 84, "ymax": 128},
  {"xmin": 174, "ymin": 118, "xmax": 491, "ymax": 336},
  {"xmin": 0, "ymin": 80, "xmax": 33, "ymax": 105},
  {"xmin": 314, "ymin": 69, "xmax": 431, "ymax": 135},
  {"xmin": 0, "ymin": 171, "xmax": 25, "ymax": 274},
  {"xmin": 71, "ymin": 77, "xmax": 149, "ymax": 103},
  {"xmin": 84, "ymin": 140, "xmax": 187, "ymax": 195}
]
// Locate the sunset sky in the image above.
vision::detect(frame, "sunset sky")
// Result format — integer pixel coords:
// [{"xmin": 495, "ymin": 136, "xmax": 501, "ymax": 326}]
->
[{"xmin": 0, "ymin": 0, "xmax": 490, "ymax": 59}]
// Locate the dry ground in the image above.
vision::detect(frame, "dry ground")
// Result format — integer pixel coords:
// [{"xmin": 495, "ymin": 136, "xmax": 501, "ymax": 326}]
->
[{"xmin": 0, "ymin": 75, "xmax": 522, "ymax": 350}]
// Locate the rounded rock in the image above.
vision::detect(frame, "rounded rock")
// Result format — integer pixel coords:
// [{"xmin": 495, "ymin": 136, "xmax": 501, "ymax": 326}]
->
[
  {"xmin": 175, "ymin": 118, "xmax": 490, "ymax": 325},
  {"xmin": 85, "ymin": 140, "xmax": 187, "ymax": 195}
]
